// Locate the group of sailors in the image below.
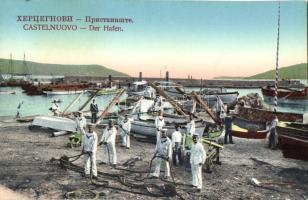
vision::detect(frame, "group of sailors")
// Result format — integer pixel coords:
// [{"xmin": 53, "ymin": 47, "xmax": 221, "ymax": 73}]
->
[{"xmin": 76, "ymin": 108, "xmax": 207, "ymax": 191}]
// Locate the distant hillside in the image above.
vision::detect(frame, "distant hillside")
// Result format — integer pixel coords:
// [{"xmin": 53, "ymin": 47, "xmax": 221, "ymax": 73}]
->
[
  {"xmin": 0, "ymin": 58, "xmax": 129, "ymax": 77},
  {"xmin": 248, "ymin": 63, "xmax": 308, "ymax": 79}
]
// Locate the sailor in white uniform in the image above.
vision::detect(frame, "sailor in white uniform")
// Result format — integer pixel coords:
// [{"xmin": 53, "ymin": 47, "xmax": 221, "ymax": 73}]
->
[
  {"xmin": 81, "ymin": 123, "xmax": 98, "ymax": 178},
  {"xmin": 99, "ymin": 120, "xmax": 117, "ymax": 168},
  {"xmin": 150, "ymin": 129, "xmax": 172, "ymax": 179},
  {"xmin": 190, "ymin": 132, "xmax": 206, "ymax": 191}
]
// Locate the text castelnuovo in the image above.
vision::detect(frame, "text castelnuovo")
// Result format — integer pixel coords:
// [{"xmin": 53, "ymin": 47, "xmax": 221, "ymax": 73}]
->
[{"xmin": 17, "ymin": 15, "xmax": 134, "ymax": 32}]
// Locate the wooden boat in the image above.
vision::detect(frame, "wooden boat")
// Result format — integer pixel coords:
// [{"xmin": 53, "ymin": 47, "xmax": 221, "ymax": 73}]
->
[
  {"xmin": 231, "ymin": 124, "xmax": 268, "ymax": 139},
  {"xmin": 88, "ymin": 87, "xmax": 123, "ymax": 96},
  {"xmin": 30, "ymin": 116, "xmax": 77, "ymax": 132},
  {"xmin": 127, "ymin": 80, "xmax": 149, "ymax": 96},
  {"xmin": 262, "ymin": 85, "xmax": 308, "ymax": 100},
  {"xmin": 154, "ymin": 81, "xmax": 185, "ymax": 98},
  {"xmin": 237, "ymin": 106, "xmax": 303, "ymax": 123},
  {"xmin": 201, "ymin": 88, "xmax": 239, "ymax": 108},
  {"xmin": 24, "ymin": 82, "xmax": 88, "ymax": 95},
  {"xmin": 233, "ymin": 116, "xmax": 266, "ymax": 131},
  {"xmin": 130, "ymin": 114, "xmax": 208, "ymax": 139},
  {"xmin": 277, "ymin": 122, "xmax": 308, "ymax": 161},
  {"xmin": 0, "ymin": 90, "xmax": 16, "ymax": 94},
  {"xmin": 43, "ymin": 89, "xmax": 86, "ymax": 95}
]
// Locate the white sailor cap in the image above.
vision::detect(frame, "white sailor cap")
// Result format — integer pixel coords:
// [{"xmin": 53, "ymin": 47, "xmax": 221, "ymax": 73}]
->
[
  {"xmin": 193, "ymin": 132, "xmax": 199, "ymax": 136},
  {"xmin": 161, "ymin": 129, "xmax": 168, "ymax": 132}
]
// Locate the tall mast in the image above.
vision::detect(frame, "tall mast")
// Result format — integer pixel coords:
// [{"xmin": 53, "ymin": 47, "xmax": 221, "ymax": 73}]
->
[
  {"xmin": 23, "ymin": 52, "xmax": 30, "ymax": 80},
  {"xmin": 274, "ymin": 1, "xmax": 280, "ymax": 113},
  {"xmin": 9, "ymin": 53, "xmax": 14, "ymax": 80}
]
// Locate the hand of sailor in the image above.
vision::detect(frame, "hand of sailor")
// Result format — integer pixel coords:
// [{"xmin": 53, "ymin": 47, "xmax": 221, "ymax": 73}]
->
[{"xmin": 199, "ymin": 163, "xmax": 203, "ymax": 166}]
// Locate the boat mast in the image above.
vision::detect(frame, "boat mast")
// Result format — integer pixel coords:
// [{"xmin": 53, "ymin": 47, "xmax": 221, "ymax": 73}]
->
[
  {"xmin": 23, "ymin": 52, "xmax": 30, "ymax": 80},
  {"xmin": 274, "ymin": 1, "xmax": 280, "ymax": 113},
  {"xmin": 9, "ymin": 53, "xmax": 14, "ymax": 80}
]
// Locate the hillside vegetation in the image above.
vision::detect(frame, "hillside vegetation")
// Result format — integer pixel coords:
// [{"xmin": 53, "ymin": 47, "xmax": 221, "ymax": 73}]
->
[
  {"xmin": 247, "ymin": 63, "xmax": 307, "ymax": 79},
  {"xmin": 0, "ymin": 58, "xmax": 129, "ymax": 77}
]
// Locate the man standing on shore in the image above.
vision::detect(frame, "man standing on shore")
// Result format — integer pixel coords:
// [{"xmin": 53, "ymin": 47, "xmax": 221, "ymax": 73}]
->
[
  {"xmin": 268, "ymin": 115, "xmax": 279, "ymax": 149},
  {"xmin": 150, "ymin": 129, "xmax": 172, "ymax": 179},
  {"xmin": 190, "ymin": 132, "xmax": 206, "ymax": 192},
  {"xmin": 90, "ymin": 99, "xmax": 99, "ymax": 123},
  {"xmin": 76, "ymin": 111, "xmax": 87, "ymax": 134},
  {"xmin": 81, "ymin": 124, "xmax": 98, "ymax": 179},
  {"xmin": 224, "ymin": 111, "xmax": 234, "ymax": 144},
  {"xmin": 172, "ymin": 125, "xmax": 183, "ymax": 166},
  {"xmin": 119, "ymin": 114, "xmax": 131, "ymax": 149},
  {"xmin": 99, "ymin": 120, "xmax": 117, "ymax": 168}
]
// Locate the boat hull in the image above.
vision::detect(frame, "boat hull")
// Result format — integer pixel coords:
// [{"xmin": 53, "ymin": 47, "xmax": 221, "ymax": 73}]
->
[
  {"xmin": 0, "ymin": 90, "xmax": 16, "ymax": 94},
  {"xmin": 237, "ymin": 106, "xmax": 303, "ymax": 123},
  {"xmin": 203, "ymin": 92, "xmax": 239, "ymax": 107},
  {"xmin": 43, "ymin": 90, "xmax": 86, "ymax": 95},
  {"xmin": 277, "ymin": 122, "xmax": 308, "ymax": 161},
  {"xmin": 233, "ymin": 116, "xmax": 266, "ymax": 131},
  {"xmin": 131, "ymin": 119, "xmax": 206, "ymax": 139},
  {"xmin": 231, "ymin": 124, "xmax": 268, "ymax": 139}
]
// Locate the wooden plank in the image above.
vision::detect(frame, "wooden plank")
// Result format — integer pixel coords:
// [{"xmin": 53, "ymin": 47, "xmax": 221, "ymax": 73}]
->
[
  {"xmin": 62, "ymin": 92, "xmax": 83, "ymax": 115},
  {"xmin": 149, "ymin": 82, "xmax": 186, "ymax": 115},
  {"xmin": 192, "ymin": 91, "xmax": 218, "ymax": 123},
  {"xmin": 201, "ymin": 138, "xmax": 224, "ymax": 149},
  {"xmin": 96, "ymin": 88, "xmax": 125, "ymax": 124},
  {"xmin": 78, "ymin": 90, "xmax": 100, "ymax": 111}
]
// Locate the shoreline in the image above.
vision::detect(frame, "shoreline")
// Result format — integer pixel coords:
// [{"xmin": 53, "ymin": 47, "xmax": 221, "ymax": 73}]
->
[{"xmin": 0, "ymin": 122, "xmax": 307, "ymax": 199}]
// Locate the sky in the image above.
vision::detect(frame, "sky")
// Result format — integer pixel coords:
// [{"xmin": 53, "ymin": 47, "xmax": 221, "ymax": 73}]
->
[{"xmin": 0, "ymin": 0, "xmax": 306, "ymax": 79}]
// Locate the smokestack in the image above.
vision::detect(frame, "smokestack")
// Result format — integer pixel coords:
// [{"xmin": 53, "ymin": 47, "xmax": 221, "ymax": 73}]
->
[
  {"xmin": 108, "ymin": 75, "xmax": 112, "ymax": 88},
  {"xmin": 139, "ymin": 72, "xmax": 142, "ymax": 81},
  {"xmin": 166, "ymin": 71, "xmax": 169, "ymax": 82}
]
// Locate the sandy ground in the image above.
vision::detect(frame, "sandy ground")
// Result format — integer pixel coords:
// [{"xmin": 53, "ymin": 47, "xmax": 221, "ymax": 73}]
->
[{"xmin": 0, "ymin": 122, "xmax": 308, "ymax": 200}]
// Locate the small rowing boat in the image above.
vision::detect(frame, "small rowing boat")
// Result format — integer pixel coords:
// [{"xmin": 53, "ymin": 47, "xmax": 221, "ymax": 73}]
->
[
  {"xmin": 43, "ymin": 90, "xmax": 86, "ymax": 95},
  {"xmin": 231, "ymin": 124, "xmax": 268, "ymax": 139},
  {"xmin": 0, "ymin": 90, "xmax": 16, "ymax": 94}
]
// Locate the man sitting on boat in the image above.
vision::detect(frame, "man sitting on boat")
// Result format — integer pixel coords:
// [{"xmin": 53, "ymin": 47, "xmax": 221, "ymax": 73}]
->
[
  {"xmin": 150, "ymin": 129, "xmax": 172, "ymax": 179},
  {"xmin": 90, "ymin": 99, "xmax": 99, "ymax": 123},
  {"xmin": 172, "ymin": 125, "xmax": 183, "ymax": 166},
  {"xmin": 145, "ymin": 86, "xmax": 154, "ymax": 99},
  {"xmin": 119, "ymin": 114, "xmax": 131, "ymax": 149},
  {"xmin": 155, "ymin": 111, "xmax": 165, "ymax": 145},
  {"xmin": 152, "ymin": 94, "xmax": 163, "ymax": 111},
  {"xmin": 99, "ymin": 120, "xmax": 117, "ymax": 168},
  {"xmin": 50, "ymin": 100, "xmax": 60, "ymax": 116},
  {"xmin": 268, "ymin": 115, "xmax": 279, "ymax": 149},
  {"xmin": 190, "ymin": 132, "xmax": 206, "ymax": 192},
  {"xmin": 184, "ymin": 115, "xmax": 195, "ymax": 149},
  {"xmin": 81, "ymin": 123, "xmax": 98, "ymax": 179}
]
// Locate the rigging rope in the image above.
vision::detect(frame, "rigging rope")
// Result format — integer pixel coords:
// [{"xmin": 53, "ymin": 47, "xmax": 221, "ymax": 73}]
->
[{"xmin": 274, "ymin": 1, "xmax": 280, "ymax": 113}]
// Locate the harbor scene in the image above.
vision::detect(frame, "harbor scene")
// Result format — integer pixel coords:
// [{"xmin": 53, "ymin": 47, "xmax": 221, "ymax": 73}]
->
[{"xmin": 0, "ymin": 0, "xmax": 307, "ymax": 200}]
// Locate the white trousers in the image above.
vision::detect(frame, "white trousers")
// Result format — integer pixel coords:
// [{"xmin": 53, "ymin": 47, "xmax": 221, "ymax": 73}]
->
[
  {"xmin": 84, "ymin": 153, "xmax": 97, "ymax": 176},
  {"xmin": 156, "ymin": 131, "xmax": 161, "ymax": 145},
  {"xmin": 121, "ymin": 132, "xmax": 130, "ymax": 148},
  {"xmin": 151, "ymin": 157, "xmax": 170, "ymax": 177},
  {"xmin": 191, "ymin": 164, "xmax": 202, "ymax": 189},
  {"xmin": 102, "ymin": 142, "xmax": 117, "ymax": 164}
]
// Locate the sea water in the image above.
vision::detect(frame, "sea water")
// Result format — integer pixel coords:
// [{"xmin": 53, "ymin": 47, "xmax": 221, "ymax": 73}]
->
[
  {"xmin": 0, "ymin": 86, "xmax": 307, "ymax": 118},
  {"xmin": 0, "ymin": 87, "xmax": 125, "ymax": 118}
]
